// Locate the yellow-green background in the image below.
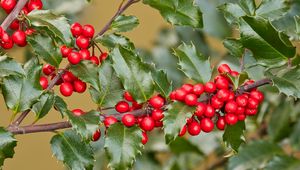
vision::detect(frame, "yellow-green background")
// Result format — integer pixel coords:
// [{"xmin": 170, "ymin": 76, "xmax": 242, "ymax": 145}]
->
[{"xmin": 1, "ymin": 1, "xmax": 167, "ymax": 169}]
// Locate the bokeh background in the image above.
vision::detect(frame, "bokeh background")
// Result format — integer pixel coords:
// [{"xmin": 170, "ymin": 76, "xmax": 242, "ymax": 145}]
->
[{"xmin": 0, "ymin": 1, "xmax": 168, "ymax": 169}]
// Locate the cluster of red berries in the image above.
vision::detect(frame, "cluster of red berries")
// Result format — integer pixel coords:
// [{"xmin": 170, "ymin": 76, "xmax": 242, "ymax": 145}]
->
[
  {"xmin": 168, "ymin": 64, "xmax": 264, "ymax": 136},
  {"xmin": 0, "ymin": 0, "xmax": 42, "ymax": 49},
  {"xmin": 39, "ymin": 64, "xmax": 87, "ymax": 97},
  {"xmin": 60, "ymin": 22, "xmax": 108, "ymax": 66}
]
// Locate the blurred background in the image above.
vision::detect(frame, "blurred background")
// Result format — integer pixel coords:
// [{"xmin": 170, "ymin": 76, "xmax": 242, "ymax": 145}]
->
[{"xmin": 1, "ymin": 0, "xmax": 300, "ymax": 170}]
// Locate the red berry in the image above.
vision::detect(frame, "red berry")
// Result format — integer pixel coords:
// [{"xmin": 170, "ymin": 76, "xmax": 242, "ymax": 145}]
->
[
  {"xmin": 230, "ymin": 71, "xmax": 239, "ymax": 77},
  {"xmin": 51, "ymin": 74, "xmax": 63, "ymax": 85},
  {"xmin": 142, "ymin": 132, "xmax": 148, "ymax": 145},
  {"xmin": 39, "ymin": 76, "xmax": 48, "ymax": 90},
  {"xmin": 71, "ymin": 109, "xmax": 85, "ymax": 116},
  {"xmin": 104, "ymin": 116, "xmax": 118, "ymax": 127},
  {"xmin": 175, "ymin": 89, "xmax": 187, "ymax": 101},
  {"xmin": 236, "ymin": 95, "xmax": 248, "ymax": 107},
  {"xmin": 25, "ymin": 28, "xmax": 35, "ymax": 35},
  {"xmin": 27, "ymin": 0, "xmax": 43, "ymax": 11},
  {"xmin": 238, "ymin": 114, "xmax": 246, "ymax": 121},
  {"xmin": 155, "ymin": 121, "xmax": 163, "ymax": 127},
  {"xmin": 68, "ymin": 51, "xmax": 82, "ymax": 65},
  {"xmin": 236, "ymin": 107, "xmax": 245, "ymax": 115},
  {"xmin": 149, "ymin": 96, "xmax": 165, "ymax": 109},
  {"xmin": 9, "ymin": 19, "xmax": 19, "ymax": 30},
  {"xmin": 211, "ymin": 96, "xmax": 224, "ymax": 109},
  {"xmin": 247, "ymin": 98, "xmax": 259, "ymax": 109},
  {"xmin": 195, "ymin": 103, "xmax": 206, "ymax": 117},
  {"xmin": 225, "ymin": 113, "xmax": 238, "ymax": 125},
  {"xmin": 140, "ymin": 117, "xmax": 155, "ymax": 131},
  {"xmin": 215, "ymin": 76, "xmax": 229, "ymax": 89},
  {"xmin": 60, "ymin": 45, "xmax": 72, "ymax": 58},
  {"xmin": 184, "ymin": 93, "xmax": 198, "ymax": 106},
  {"xmin": 205, "ymin": 82, "xmax": 216, "ymax": 93},
  {"xmin": 250, "ymin": 90, "xmax": 264, "ymax": 103},
  {"xmin": 1, "ymin": 38, "xmax": 13, "ymax": 49},
  {"xmin": 1, "ymin": 0, "xmax": 16, "ymax": 12},
  {"xmin": 218, "ymin": 64, "xmax": 231, "ymax": 74},
  {"xmin": 62, "ymin": 71, "xmax": 76, "ymax": 82},
  {"xmin": 204, "ymin": 105, "xmax": 215, "ymax": 118},
  {"xmin": 193, "ymin": 83, "xmax": 204, "ymax": 96},
  {"xmin": 90, "ymin": 56, "xmax": 100, "ymax": 65},
  {"xmin": 225, "ymin": 100, "xmax": 238, "ymax": 113},
  {"xmin": 115, "ymin": 101, "xmax": 130, "ymax": 113},
  {"xmin": 200, "ymin": 118, "xmax": 214, "ymax": 133},
  {"xmin": 216, "ymin": 89, "xmax": 230, "ymax": 101},
  {"xmin": 187, "ymin": 121, "xmax": 201, "ymax": 136},
  {"xmin": 122, "ymin": 114, "xmax": 136, "ymax": 127},
  {"xmin": 181, "ymin": 84, "xmax": 193, "ymax": 93},
  {"xmin": 21, "ymin": 6, "xmax": 28, "ymax": 15},
  {"xmin": 70, "ymin": 22, "xmax": 82, "ymax": 37},
  {"xmin": 82, "ymin": 24, "xmax": 95, "ymax": 38},
  {"xmin": 42, "ymin": 64, "xmax": 55, "ymax": 75},
  {"xmin": 228, "ymin": 91, "xmax": 235, "ymax": 101},
  {"xmin": 79, "ymin": 49, "xmax": 91, "ymax": 60},
  {"xmin": 73, "ymin": 80, "xmax": 86, "ymax": 93},
  {"xmin": 92, "ymin": 130, "xmax": 101, "ymax": 142},
  {"xmin": 123, "ymin": 91, "xmax": 134, "ymax": 102},
  {"xmin": 76, "ymin": 35, "xmax": 90, "ymax": 49},
  {"xmin": 216, "ymin": 116, "xmax": 226, "ymax": 130},
  {"xmin": 1, "ymin": 32, "xmax": 10, "ymax": 43},
  {"xmin": 132, "ymin": 101, "xmax": 143, "ymax": 110},
  {"xmin": 245, "ymin": 108, "xmax": 257, "ymax": 116},
  {"xmin": 178, "ymin": 125, "xmax": 187, "ymax": 136},
  {"xmin": 60, "ymin": 82, "xmax": 74, "ymax": 97},
  {"xmin": 100, "ymin": 52, "xmax": 108, "ymax": 61},
  {"xmin": 169, "ymin": 91, "xmax": 176, "ymax": 101},
  {"xmin": 151, "ymin": 109, "xmax": 164, "ymax": 121}
]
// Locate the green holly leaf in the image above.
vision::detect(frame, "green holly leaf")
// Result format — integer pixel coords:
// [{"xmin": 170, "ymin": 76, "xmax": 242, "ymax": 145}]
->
[
  {"xmin": 32, "ymin": 93, "xmax": 56, "ymax": 120},
  {"xmin": 256, "ymin": 0, "xmax": 289, "ymax": 20},
  {"xmin": 0, "ymin": 55, "xmax": 25, "ymax": 78},
  {"xmin": 265, "ymin": 156, "xmax": 300, "ymax": 170},
  {"xmin": 111, "ymin": 46, "xmax": 154, "ymax": 103},
  {"xmin": 27, "ymin": 34, "xmax": 62, "ymax": 67},
  {"xmin": 228, "ymin": 141, "xmax": 283, "ymax": 170},
  {"xmin": 95, "ymin": 33, "xmax": 135, "ymax": 50},
  {"xmin": 227, "ymin": 72, "xmax": 249, "ymax": 90},
  {"xmin": 105, "ymin": 123, "xmax": 143, "ymax": 170},
  {"xmin": 163, "ymin": 102, "xmax": 195, "ymax": 144},
  {"xmin": 89, "ymin": 61, "xmax": 123, "ymax": 107},
  {"xmin": 143, "ymin": 0, "xmax": 203, "ymax": 28},
  {"xmin": 240, "ymin": 16, "xmax": 296, "ymax": 66},
  {"xmin": 239, "ymin": 0, "xmax": 255, "ymax": 16},
  {"xmin": 223, "ymin": 121, "xmax": 245, "ymax": 152},
  {"xmin": 0, "ymin": 127, "xmax": 17, "ymax": 167},
  {"xmin": 1, "ymin": 61, "xmax": 42, "ymax": 113},
  {"xmin": 51, "ymin": 130, "xmax": 94, "ymax": 170},
  {"xmin": 169, "ymin": 137, "xmax": 203, "ymax": 155},
  {"xmin": 223, "ymin": 38, "xmax": 244, "ymax": 58},
  {"xmin": 63, "ymin": 110, "xmax": 100, "ymax": 140},
  {"xmin": 218, "ymin": 3, "xmax": 245, "ymax": 25},
  {"xmin": 174, "ymin": 43, "xmax": 211, "ymax": 83},
  {"xmin": 53, "ymin": 96, "xmax": 68, "ymax": 116},
  {"xmin": 266, "ymin": 66, "xmax": 300, "ymax": 99},
  {"xmin": 110, "ymin": 15, "xmax": 139, "ymax": 33},
  {"xmin": 268, "ymin": 101, "xmax": 292, "ymax": 142},
  {"xmin": 26, "ymin": 10, "xmax": 72, "ymax": 45},
  {"xmin": 69, "ymin": 60, "xmax": 99, "ymax": 88},
  {"xmin": 152, "ymin": 69, "xmax": 172, "ymax": 98}
]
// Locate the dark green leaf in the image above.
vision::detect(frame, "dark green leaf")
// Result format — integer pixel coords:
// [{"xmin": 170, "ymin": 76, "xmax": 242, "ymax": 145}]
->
[
  {"xmin": 27, "ymin": 10, "xmax": 72, "ymax": 45},
  {"xmin": 239, "ymin": 0, "xmax": 255, "ymax": 16},
  {"xmin": 143, "ymin": 0, "xmax": 203, "ymax": 28},
  {"xmin": 54, "ymin": 95, "xmax": 68, "ymax": 114},
  {"xmin": 223, "ymin": 38, "xmax": 244, "ymax": 58},
  {"xmin": 223, "ymin": 121, "xmax": 245, "ymax": 152},
  {"xmin": 110, "ymin": 15, "xmax": 139, "ymax": 32},
  {"xmin": 0, "ymin": 55, "xmax": 24, "ymax": 77},
  {"xmin": 174, "ymin": 43, "xmax": 211, "ymax": 83},
  {"xmin": 51, "ymin": 130, "xmax": 94, "ymax": 170},
  {"xmin": 163, "ymin": 102, "xmax": 195, "ymax": 144},
  {"xmin": 27, "ymin": 34, "xmax": 62, "ymax": 67},
  {"xmin": 169, "ymin": 137, "xmax": 203, "ymax": 155},
  {"xmin": 256, "ymin": 0, "xmax": 289, "ymax": 20},
  {"xmin": 228, "ymin": 141, "xmax": 283, "ymax": 170},
  {"xmin": 111, "ymin": 46, "xmax": 154, "ymax": 103},
  {"xmin": 152, "ymin": 70, "xmax": 172, "ymax": 98},
  {"xmin": 64, "ymin": 110, "xmax": 100, "ymax": 140},
  {"xmin": 290, "ymin": 119, "xmax": 300, "ymax": 150},
  {"xmin": 268, "ymin": 101, "xmax": 292, "ymax": 142},
  {"xmin": 95, "ymin": 33, "xmax": 135, "ymax": 50},
  {"xmin": 0, "ymin": 127, "xmax": 17, "ymax": 167},
  {"xmin": 105, "ymin": 123, "xmax": 143, "ymax": 170},
  {"xmin": 89, "ymin": 61, "xmax": 123, "ymax": 107},
  {"xmin": 218, "ymin": 3, "xmax": 245, "ymax": 25},
  {"xmin": 265, "ymin": 156, "xmax": 300, "ymax": 170},
  {"xmin": 69, "ymin": 60, "xmax": 99, "ymax": 88},
  {"xmin": 32, "ymin": 93, "xmax": 55, "ymax": 120}
]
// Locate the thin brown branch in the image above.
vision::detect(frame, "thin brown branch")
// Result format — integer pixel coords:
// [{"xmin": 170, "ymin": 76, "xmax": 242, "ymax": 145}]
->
[
  {"xmin": 236, "ymin": 78, "xmax": 272, "ymax": 95},
  {"xmin": 10, "ymin": 109, "xmax": 30, "ymax": 126},
  {"xmin": 1, "ymin": 0, "xmax": 29, "ymax": 30}
]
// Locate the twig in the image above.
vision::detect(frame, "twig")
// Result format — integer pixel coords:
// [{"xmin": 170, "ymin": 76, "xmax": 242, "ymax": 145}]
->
[
  {"xmin": 236, "ymin": 78, "xmax": 272, "ymax": 95},
  {"xmin": 10, "ymin": 110, "xmax": 30, "ymax": 126},
  {"xmin": 1, "ymin": 0, "xmax": 29, "ymax": 30}
]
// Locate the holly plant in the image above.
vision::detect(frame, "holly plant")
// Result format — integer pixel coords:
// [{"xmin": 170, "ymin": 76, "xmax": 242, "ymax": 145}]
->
[{"xmin": 0, "ymin": 0, "xmax": 300, "ymax": 169}]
